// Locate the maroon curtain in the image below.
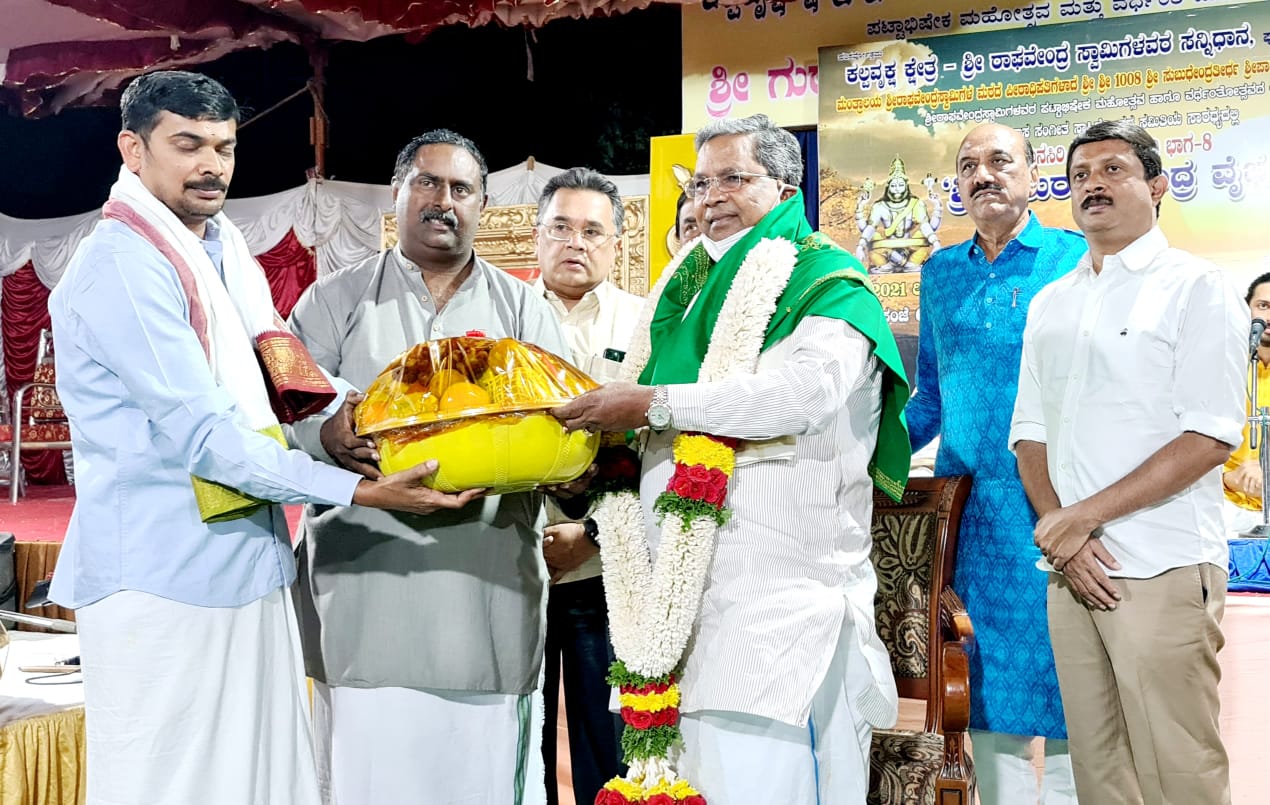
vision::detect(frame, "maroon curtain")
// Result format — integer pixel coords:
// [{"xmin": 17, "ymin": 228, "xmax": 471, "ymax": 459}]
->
[
  {"xmin": 2, "ymin": 262, "xmax": 67, "ymax": 485},
  {"xmin": 256, "ymin": 229, "xmax": 317, "ymax": 320}
]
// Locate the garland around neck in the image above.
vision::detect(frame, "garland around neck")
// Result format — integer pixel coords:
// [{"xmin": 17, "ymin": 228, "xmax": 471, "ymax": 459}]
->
[{"xmin": 596, "ymin": 233, "xmax": 799, "ymax": 678}]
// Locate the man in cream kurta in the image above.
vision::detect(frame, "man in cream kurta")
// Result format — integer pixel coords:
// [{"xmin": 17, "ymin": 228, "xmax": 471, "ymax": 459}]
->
[
  {"xmin": 531, "ymin": 168, "xmax": 644, "ymax": 805},
  {"xmin": 287, "ymin": 131, "xmax": 569, "ymax": 805}
]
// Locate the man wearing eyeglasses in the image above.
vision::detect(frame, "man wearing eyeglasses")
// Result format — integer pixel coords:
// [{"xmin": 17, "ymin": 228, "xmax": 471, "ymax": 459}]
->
[
  {"xmin": 286, "ymin": 130, "xmax": 568, "ymax": 804},
  {"xmin": 529, "ymin": 167, "xmax": 643, "ymax": 805},
  {"xmin": 552, "ymin": 114, "xmax": 910, "ymax": 804}
]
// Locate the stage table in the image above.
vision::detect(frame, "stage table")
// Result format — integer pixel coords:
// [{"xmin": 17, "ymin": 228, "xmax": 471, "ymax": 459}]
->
[
  {"xmin": 1221, "ymin": 592, "xmax": 1270, "ymax": 805},
  {"xmin": 0, "ymin": 632, "xmax": 84, "ymax": 805}
]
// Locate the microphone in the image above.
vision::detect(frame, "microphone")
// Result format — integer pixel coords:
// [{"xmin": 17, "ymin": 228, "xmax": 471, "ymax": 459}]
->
[{"xmin": 1253, "ymin": 318, "xmax": 1268, "ymax": 354}]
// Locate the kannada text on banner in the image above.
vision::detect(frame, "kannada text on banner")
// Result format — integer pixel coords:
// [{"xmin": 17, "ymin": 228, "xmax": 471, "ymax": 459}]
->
[
  {"xmin": 684, "ymin": 0, "xmax": 1250, "ymax": 131},
  {"xmin": 817, "ymin": 2, "xmax": 1270, "ymax": 342}
]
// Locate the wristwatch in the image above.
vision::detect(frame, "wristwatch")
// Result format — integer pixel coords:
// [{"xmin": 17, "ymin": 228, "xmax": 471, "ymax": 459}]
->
[
  {"xmin": 583, "ymin": 517, "xmax": 600, "ymax": 547},
  {"xmin": 646, "ymin": 385, "xmax": 672, "ymax": 432}
]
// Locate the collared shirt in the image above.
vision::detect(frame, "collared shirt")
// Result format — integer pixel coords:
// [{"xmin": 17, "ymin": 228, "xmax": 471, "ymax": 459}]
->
[
  {"xmin": 532, "ymin": 277, "xmax": 644, "ymax": 379},
  {"xmin": 287, "ymin": 248, "xmax": 571, "ymax": 694},
  {"xmin": 907, "ymin": 212, "xmax": 1085, "ymax": 455},
  {"xmin": 49, "ymin": 219, "xmax": 359, "ymax": 610},
  {"xmin": 1223, "ymin": 359, "xmax": 1270, "ymax": 510},
  {"xmin": 903, "ymin": 212, "xmax": 1084, "ymax": 738},
  {"xmin": 644, "ymin": 316, "xmax": 897, "ymax": 729},
  {"xmin": 1009, "ymin": 227, "xmax": 1247, "ymax": 578},
  {"xmin": 532, "ymin": 277, "xmax": 645, "ymax": 583}
]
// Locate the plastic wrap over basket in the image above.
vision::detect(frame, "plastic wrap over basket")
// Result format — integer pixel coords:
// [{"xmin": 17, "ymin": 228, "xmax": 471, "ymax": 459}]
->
[{"xmin": 355, "ymin": 337, "xmax": 601, "ymax": 494}]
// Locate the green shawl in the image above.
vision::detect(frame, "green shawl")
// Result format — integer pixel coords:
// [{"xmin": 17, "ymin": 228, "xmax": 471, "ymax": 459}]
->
[{"xmin": 639, "ymin": 192, "xmax": 910, "ymax": 500}]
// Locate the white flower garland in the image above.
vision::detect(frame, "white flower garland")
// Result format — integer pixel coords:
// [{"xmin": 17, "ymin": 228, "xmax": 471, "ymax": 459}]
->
[{"xmin": 595, "ymin": 237, "xmax": 800, "ymax": 677}]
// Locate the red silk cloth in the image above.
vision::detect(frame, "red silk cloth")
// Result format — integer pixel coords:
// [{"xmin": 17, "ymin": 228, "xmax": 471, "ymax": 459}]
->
[
  {"xmin": 2, "ymin": 263, "xmax": 67, "ymax": 484},
  {"xmin": 257, "ymin": 228, "xmax": 317, "ymax": 320}
]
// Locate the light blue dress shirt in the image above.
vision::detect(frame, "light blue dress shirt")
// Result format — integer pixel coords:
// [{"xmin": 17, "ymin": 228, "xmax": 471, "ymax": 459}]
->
[{"xmin": 48, "ymin": 218, "xmax": 360, "ymax": 610}]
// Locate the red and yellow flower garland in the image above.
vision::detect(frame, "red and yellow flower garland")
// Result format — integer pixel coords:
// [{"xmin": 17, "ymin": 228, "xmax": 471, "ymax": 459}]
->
[
  {"xmin": 592, "ymin": 236, "xmax": 801, "ymax": 805},
  {"xmin": 595, "ymin": 432, "xmax": 738, "ymax": 805}
]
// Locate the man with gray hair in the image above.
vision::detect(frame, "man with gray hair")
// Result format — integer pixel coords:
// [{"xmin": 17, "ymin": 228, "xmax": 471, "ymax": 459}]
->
[
  {"xmin": 552, "ymin": 114, "xmax": 910, "ymax": 803},
  {"xmin": 287, "ymin": 129, "xmax": 569, "ymax": 804},
  {"xmin": 531, "ymin": 166, "xmax": 643, "ymax": 805}
]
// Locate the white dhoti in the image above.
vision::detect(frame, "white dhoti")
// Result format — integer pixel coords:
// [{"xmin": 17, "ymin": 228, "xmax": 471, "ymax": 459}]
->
[
  {"xmin": 970, "ymin": 731, "xmax": 1077, "ymax": 805},
  {"xmin": 312, "ymin": 682, "xmax": 546, "ymax": 805},
  {"xmin": 76, "ymin": 587, "xmax": 319, "ymax": 805},
  {"xmin": 677, "ymin": 618, "xmax": 874, "ymax": 805}
]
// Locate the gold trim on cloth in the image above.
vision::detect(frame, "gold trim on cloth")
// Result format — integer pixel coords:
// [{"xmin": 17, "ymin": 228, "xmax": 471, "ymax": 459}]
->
[
  {"xmin": 192, "ymin": 425, "xmax": 287, "ymax": 523},
  {"xmin": 256, "ymin": 331, "xmax": 337, "ymax": 423},
  {"xmin": 0, "ymin": 706, "xmax": 85, "ymax": 805}
]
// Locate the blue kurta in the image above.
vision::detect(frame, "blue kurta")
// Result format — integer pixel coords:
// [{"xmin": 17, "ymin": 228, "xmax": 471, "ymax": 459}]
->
[{"xmin": 906, "ymin": 213, "xmax": 1085, "ymax": 738}]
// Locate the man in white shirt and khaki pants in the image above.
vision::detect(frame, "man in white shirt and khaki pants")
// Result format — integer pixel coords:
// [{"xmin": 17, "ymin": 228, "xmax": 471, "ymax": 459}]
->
[{"xmin": 1010, "ymin": 120, "xmax": 1246, "ymax": 805}]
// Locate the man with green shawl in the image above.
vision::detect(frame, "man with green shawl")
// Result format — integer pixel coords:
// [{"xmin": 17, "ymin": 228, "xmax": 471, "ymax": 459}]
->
[{"xmin": 553, "ymin": 114, "xmax": 909, "ymax": 804}]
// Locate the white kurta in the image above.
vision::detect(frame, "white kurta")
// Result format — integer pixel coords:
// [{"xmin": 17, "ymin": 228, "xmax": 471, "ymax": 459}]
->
[{"xmin": 645, "ymin": 316, "xmax": 898, "ymax": 730}]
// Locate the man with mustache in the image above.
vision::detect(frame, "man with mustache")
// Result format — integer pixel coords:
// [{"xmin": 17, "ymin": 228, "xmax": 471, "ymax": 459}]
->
[
  {"xmin": 530, "ymin": 167, "xmax": 643, "ymax": 805},
  {"xmin": 287, "ymin": 130, "xmax": 569, "ymax": 804},
  {"xmin": 1011, "ymin": 120, "xmax": 1245, "ymax": 804},
  {"xmin": 551, "ymin": 114, "xmax": 910, "ymax": 804},
  {"xmin": 905, "ymin": 122, "xmax": 1084, "ymax": 804},
  {"xmin": 47, "ymin": 71, "xmax": 464, "ymax": 805}
]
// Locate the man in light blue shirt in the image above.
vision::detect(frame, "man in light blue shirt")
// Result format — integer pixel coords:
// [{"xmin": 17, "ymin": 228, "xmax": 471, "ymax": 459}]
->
[{"xmin": 50, "ymin": 70, "xmax": 472, "ymax": 805}]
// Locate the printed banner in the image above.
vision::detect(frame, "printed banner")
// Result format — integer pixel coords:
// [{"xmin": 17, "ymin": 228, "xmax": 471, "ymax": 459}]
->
[
  {"xmin": 818, "ymin": 2, "xmax": 1270, "ymax": 342},
  {"xmin": 683, "ymin": 0, "xmax": 1248, "ymax": 131}
]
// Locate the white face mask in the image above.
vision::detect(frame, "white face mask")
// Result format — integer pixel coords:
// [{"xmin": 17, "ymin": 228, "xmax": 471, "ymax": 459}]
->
[{"xmin": 701, "ymin": 226, "xmax": 753, "ymax": 262}]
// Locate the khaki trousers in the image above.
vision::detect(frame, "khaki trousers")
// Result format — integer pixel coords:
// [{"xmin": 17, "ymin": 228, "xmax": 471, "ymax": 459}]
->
[{"xmin": 1047, "ymin": 563, "xmax": 1231, "ymax": 805}]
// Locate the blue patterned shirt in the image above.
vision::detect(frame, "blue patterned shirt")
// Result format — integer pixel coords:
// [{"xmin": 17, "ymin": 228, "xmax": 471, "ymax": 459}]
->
[{"xmin": 903, "ymin": 211, "xmax": 1085, "ymax": 737}]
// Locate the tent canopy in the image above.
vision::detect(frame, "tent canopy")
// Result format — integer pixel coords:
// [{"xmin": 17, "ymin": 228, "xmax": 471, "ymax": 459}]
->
[{"xmin": 0, "ymin": 0, "xmax": 676, "ymax": 116}]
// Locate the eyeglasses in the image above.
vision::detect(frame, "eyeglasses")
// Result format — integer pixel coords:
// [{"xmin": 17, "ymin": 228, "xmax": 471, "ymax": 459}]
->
[
  {"xmin": 539, "ymin": 221, "xmax": 617, "ymax": 246},
  {"xmin": 685, "ymin": 171, "xmax": 783, "ymax": 199}
]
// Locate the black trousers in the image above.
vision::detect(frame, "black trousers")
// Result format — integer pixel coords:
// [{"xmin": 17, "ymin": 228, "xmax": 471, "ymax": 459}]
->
[{"xmin": 542, "ymin": 576, "xmax": 626, "ymax": 805}]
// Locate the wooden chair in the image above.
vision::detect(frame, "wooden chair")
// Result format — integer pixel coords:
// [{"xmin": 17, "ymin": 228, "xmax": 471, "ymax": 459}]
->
[
  {"xmin": 868, "ymin": 475, "xmax": 976, "ymax": 805},
  {"xmin": 3, "ymin": 329, "xmax": 71, "ymax": 504}
]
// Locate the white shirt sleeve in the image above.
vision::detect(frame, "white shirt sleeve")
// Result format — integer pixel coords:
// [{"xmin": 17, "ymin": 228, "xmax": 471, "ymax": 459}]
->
[
  {"xmin": 1173, "ymin": 267, "xmax": 1248, "ymax": 448},
  {"xmin": 666, "ymin": 316, "xmax": 874, "ymax": 440},
  {"xmin": 1009, "ymin": 286, "xmax": 1051, "ymax": 451}
]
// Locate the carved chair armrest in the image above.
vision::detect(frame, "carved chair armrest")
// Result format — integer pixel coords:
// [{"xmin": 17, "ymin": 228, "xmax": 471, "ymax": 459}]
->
[
  {"xmin": 939, "ymin": 587, "xmax": 974, "ymax": 646},
  {"xmin": 937, "ymin": 586, "xmax": 974, "ymax": 735}
]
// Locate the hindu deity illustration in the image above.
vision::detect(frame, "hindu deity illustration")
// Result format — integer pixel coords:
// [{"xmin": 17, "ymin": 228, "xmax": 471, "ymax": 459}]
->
[{"xmin": 855, "ymin": 155, "xmax": 942, "ymax": 273}]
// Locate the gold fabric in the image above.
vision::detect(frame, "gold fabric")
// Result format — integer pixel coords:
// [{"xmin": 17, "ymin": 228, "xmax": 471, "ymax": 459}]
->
[
  {"xmin": 13, "ymin": 542, "xmax": 74, "ymax": 631},
  {"xmin": 192, "ymin": 424, "xmax": 287, "ymax": 523},
  {"xmin": 0, "ymin": 706, "xmax": 85, "ymax": 805}
]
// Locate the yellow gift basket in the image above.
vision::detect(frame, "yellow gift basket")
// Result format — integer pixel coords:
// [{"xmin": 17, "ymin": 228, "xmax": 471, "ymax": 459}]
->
[{"xmin": 355, "ymin": 336, "xmax": 600, "ymax": 494}]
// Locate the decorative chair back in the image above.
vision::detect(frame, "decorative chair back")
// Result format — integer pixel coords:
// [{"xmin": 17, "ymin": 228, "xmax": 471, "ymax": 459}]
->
[
  {"xmin": 867, "ymin": 474, "xmax": 976, "ymax": 805},
  {"xmin": 6, "ymin": 328, "xmax": 72, "ymax": 503}
]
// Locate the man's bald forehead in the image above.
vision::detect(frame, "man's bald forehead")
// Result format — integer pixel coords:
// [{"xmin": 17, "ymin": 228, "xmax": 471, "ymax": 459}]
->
[{"xmin": 957, "ymin": 123, "xmax": 1032, "ymax": 164}]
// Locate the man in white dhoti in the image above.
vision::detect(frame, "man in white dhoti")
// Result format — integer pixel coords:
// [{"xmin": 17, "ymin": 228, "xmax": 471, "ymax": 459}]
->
[
  {"xmin": 287, "ymin": 130, "xmax": 571, "ymax": 805},
  {"xmin": 49, "ymin": 70, "xmax": 461, "ymax": 805},
  {"xmin": 552, "ymin": 114, "xmax": 911, "ymax": 804}
]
